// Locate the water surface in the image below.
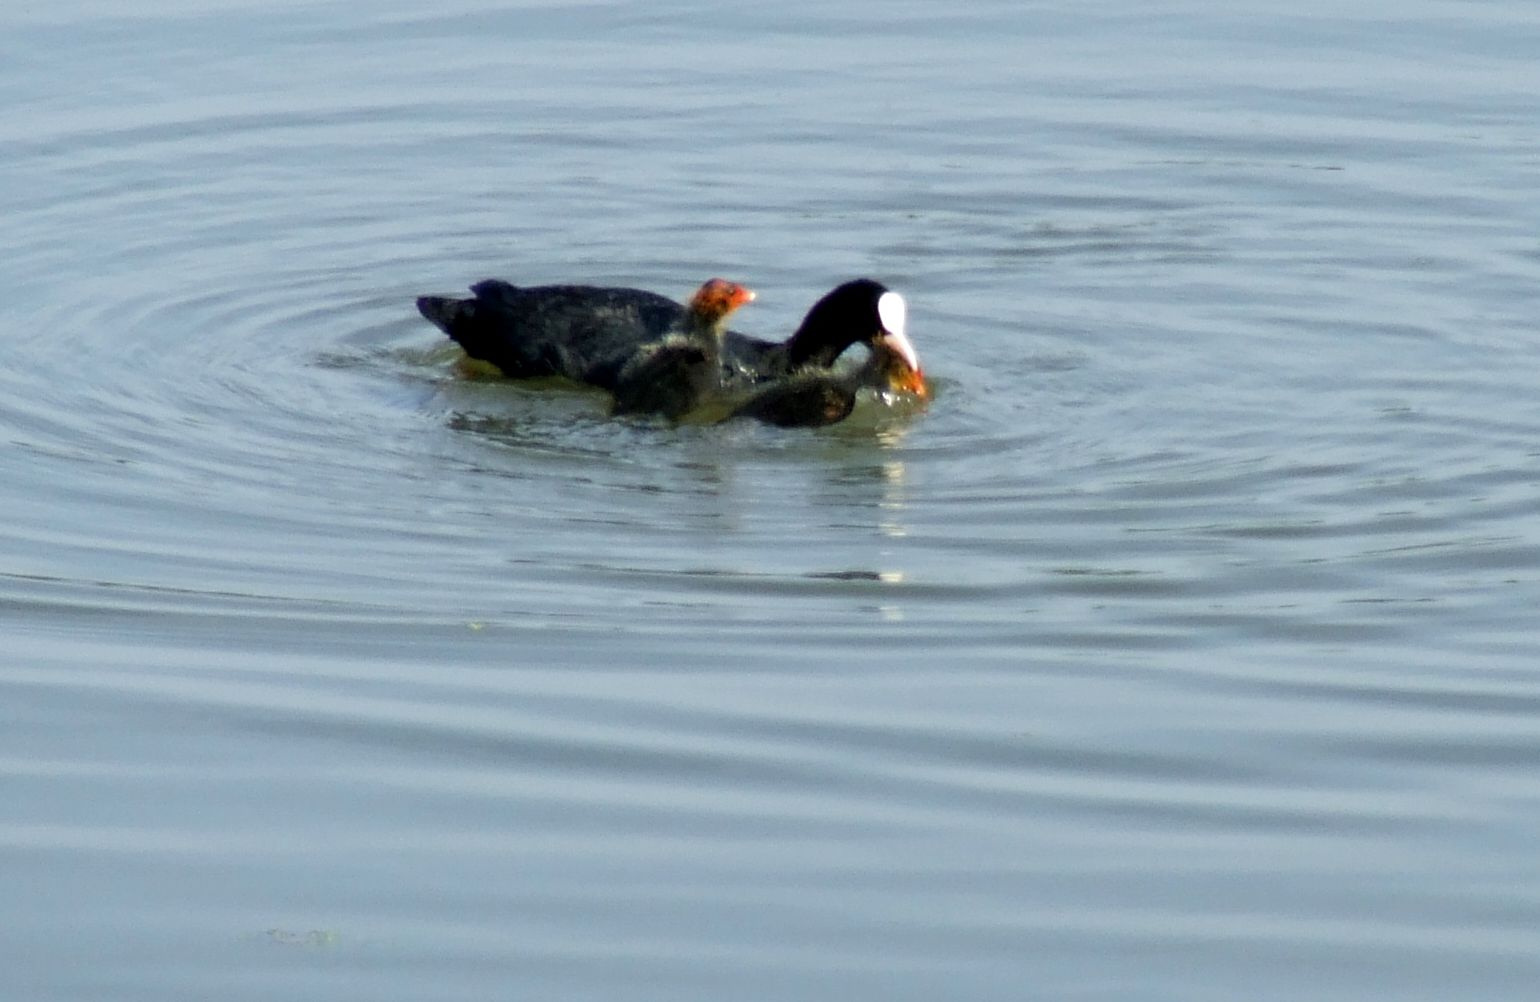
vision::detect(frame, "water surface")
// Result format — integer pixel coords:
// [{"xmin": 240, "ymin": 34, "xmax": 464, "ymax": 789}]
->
[{"xmin": 4, "ymin": 2, "xmax": 1540, "ymax": 1000}]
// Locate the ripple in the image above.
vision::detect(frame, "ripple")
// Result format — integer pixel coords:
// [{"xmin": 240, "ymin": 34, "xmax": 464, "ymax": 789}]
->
[{"xmin": 7, "ymin": 4, "xmax": 1540, "ymax": 1000}]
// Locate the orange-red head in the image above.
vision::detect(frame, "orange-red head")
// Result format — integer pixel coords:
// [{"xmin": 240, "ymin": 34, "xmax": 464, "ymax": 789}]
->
[{"xmin": 689, "ymin": 278, "xmax": 756, "ymax": 321}]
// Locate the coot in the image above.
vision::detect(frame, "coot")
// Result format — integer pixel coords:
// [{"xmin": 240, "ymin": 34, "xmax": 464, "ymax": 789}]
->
[
  {"xmin": 731, "ymin": 331, "xmax": 929, "ymax": 427},
  {"xmin": 416, "ymin": 277, "xmax": 924, "ymax": 397},
  {"xmin": 610, "ymin": 278, "xmax": 755, "ymax": 421}
]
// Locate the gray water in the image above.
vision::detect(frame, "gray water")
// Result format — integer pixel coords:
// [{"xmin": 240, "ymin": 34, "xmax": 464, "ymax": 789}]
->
[{"xmin": 4, "ymin": 2, "xmax": 1540, "ymax": 999}]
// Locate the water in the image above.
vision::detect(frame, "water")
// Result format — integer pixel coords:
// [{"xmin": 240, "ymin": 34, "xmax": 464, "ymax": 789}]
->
[{"xmin": 4, "ymin": 2, "xmax": 1540, "ymax": 999}]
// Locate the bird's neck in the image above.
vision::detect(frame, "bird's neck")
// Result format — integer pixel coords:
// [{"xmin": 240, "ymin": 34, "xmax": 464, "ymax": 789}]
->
[{"xmin": 785, "ymin": 323, "xmax": 840, "ymax": 370}]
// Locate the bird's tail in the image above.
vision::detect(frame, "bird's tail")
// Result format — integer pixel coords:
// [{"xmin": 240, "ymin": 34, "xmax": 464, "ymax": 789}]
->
[{"xmin": 415, "ymin": 295, "xmax": 466, "ymax": 331}]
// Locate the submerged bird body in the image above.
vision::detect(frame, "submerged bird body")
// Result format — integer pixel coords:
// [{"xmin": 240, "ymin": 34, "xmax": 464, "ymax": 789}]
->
[{"xmin": 731, "ymin": 332, "xmax": 928, "ymax": 427}]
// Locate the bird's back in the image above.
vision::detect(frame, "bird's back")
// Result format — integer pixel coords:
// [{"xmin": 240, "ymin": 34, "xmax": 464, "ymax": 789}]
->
[{"xmin": 418, "ymin": 281, "xmax": 689, "ymax": 389}]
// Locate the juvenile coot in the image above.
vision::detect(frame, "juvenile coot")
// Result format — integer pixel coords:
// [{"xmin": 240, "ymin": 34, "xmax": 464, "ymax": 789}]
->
[
  {"xmin": 731, "ymin": 332, "xmax": 929, "ymax": 427},
  {"xmin": 610, "ymin": 278, "xmax": 755, "ymax": 421}
]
